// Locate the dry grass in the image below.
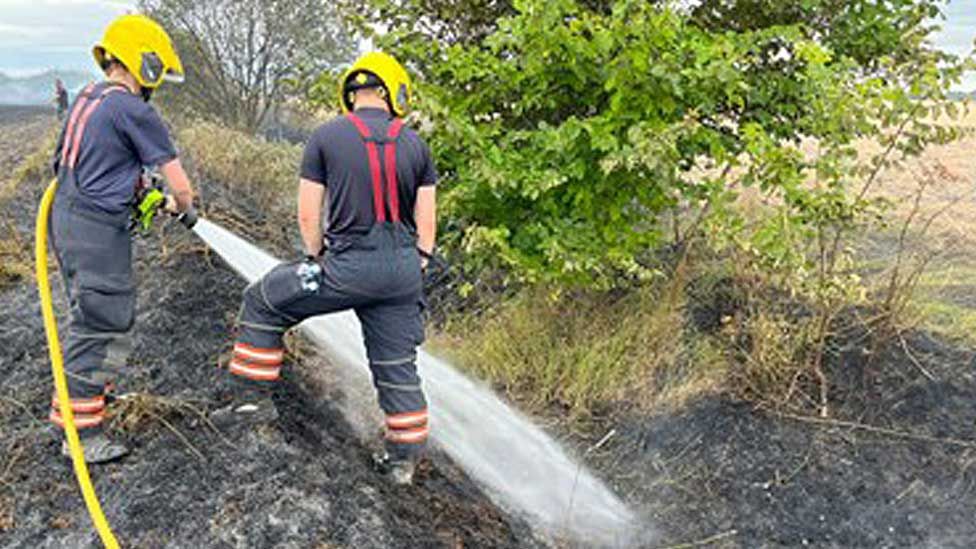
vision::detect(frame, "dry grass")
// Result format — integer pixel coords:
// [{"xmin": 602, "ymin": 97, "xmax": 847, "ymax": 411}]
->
[
  {"xmin": 177, "ymin": 121, "xmax": 301, "ymax": 214},
  {"xmin": 431, "ymin": 285, "xmax": 727, "ymax": 416},
  {"xmin": 0, "ymin": 127, "xmax": 57, "ymax": 204},
  {"xmin": 862, "ymin": 102, "xmax": 976, "ymax": 340},
  {"xmin": 108, "ymin": 393, "xmax": 225, "ymax": 461},
  {"xmin": 0, "ymin": 128, "xmax": 58, "ymax": 290},
  {"xmin": 0, "ymin": 221, "xmax": 31, "ymax": 289},
  {"xmin": 868, "ymin": 102, "xmax": 976, "ymax": 246}
]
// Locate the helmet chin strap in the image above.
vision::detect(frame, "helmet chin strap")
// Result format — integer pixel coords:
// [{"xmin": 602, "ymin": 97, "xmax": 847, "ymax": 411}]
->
[{"xmin": 140, "ymin": 87, "xmax": 154, "ymax": 103}]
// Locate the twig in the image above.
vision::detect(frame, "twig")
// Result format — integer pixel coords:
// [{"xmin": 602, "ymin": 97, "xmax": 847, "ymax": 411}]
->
[
  {"xmin": 0, "ymin": 395, "xmax": 45, "ymax": 428},
  {"xmin": 657, "ymin": 529, "xmax": 738, "ymax": 548},
  {"xmin": 0, "ymin": 443, "xmax": 26, "ymax": 489},
  {"xmin": 774, "ymin": 412, "xmax": 976, "ymax": 448},
  {"xmin": 149, "ymin": 411, "xmax": 206, "ymax": 461},
  {"xmin": 590, "ymin": 429, "xmax": 617, "ymax": 452},
  {"xmin": 898, "ymin": 334, "xmax": 936, "ymax": 382},
  {"xmin": 564, "ymin": 429, "xmax": 619, "ymax": 534},
  {"xmin": 893, "ymin": 479, "xmax": 921, "ymax": 503}
]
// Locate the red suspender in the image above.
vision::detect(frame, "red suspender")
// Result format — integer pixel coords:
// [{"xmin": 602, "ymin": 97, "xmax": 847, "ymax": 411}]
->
[
  {"xmin": 347, "ymin": 113, "xmax": 404, "ymax": 223},
  {"xmin": 384, "ymin": 119, "xmax": 404, "ymax": 223},
  {"xmin": 60, "ymin": 83, "xmax": 96, "ymax": 167},
  {"xmin": 59, "ymin": 83, "xmax": 125, "ymax": 170}
]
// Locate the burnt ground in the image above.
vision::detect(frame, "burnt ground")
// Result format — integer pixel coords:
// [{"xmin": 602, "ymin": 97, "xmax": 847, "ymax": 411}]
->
[
  {"xmin": 588, "ymin": 327, "xmax": 976, "ymax": 548},
  {"xmin": 3, "ymin": 105, "xmax": 976, "ymax": 548},
  {"xmin": 0, "ymin": 106, "xmax": 543, "ymax": 548},
  {"xmin": 573, "ymin": 295, "xmax": 976, "ymax": 544}
]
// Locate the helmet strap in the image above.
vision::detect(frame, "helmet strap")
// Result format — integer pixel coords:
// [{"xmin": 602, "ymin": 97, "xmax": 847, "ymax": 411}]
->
[{"xmin": 140, "ymin": 87, "xmax": 154, "ymax": 103}]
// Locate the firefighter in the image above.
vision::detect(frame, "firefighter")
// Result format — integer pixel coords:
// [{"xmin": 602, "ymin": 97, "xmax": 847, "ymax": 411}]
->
[
  {"xmin": 49, "ymin": 14, "xmax": 196, "ymax": 463},
  {"xmin": 54, "ymin": 79, "xmax": 69, "ymax": 121},
  {"xmin": 220, "ymin": 51, "xmax": 437, "ymax": 485}
]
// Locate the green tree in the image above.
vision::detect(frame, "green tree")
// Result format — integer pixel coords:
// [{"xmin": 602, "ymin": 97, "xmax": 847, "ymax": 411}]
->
[{"xmin": 349, "ymin": 0, "xmax": 969, "ymax": 288}]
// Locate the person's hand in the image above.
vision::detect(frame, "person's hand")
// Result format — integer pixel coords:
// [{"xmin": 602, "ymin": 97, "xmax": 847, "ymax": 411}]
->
[
  {"xmin": 417, "ymin": 247, "xmax": 433, "ymax": 272},
  {"xmin": 163, "ymin": 194, "xmax": 179, "ymax": 215}
]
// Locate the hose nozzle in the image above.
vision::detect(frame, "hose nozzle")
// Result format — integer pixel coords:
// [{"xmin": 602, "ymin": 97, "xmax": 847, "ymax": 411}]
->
[{"xmin": 176, "ymin": 207, "xmax": 198, "ymax": 229}]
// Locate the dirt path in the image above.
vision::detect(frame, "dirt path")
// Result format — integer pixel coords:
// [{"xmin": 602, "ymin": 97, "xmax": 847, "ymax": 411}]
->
[{"xmin": 0, "ymin": 106, "xmax": 544, "ymax": 549}]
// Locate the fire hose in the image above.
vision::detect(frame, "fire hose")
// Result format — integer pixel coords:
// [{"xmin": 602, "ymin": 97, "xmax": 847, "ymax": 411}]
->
[{"xmin": 35, "ymin": 178, "xmax": 120, "ymax": 549}]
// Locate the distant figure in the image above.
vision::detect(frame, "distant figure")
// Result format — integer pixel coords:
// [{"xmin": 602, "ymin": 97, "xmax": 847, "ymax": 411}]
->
[{"xmin": 54, "ymin": 79, "xmax": 69, "ymax": 120}]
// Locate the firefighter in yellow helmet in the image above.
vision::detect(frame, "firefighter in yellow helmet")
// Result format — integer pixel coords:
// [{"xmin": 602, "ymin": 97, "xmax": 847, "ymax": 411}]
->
[
  {"xmin": 220, "ymin": 51, "xmax": 437, "ymax": 485},
  {"xmin": 48, "ymin": 14, "xmax": 197, "ymax": 463},
  {"xmin": 338, "ymin": 51, "xmax": 412, "ymax": 117}
]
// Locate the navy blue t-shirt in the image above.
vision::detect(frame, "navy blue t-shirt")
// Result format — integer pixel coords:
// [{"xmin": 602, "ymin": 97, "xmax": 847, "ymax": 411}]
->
[
  {"xmin": 53, "ymin": 83, "xmax": 177, "ymax": 213},
  {"xmin": 300, "ymin": 108, "xmax": 437, "ymax": 243}
]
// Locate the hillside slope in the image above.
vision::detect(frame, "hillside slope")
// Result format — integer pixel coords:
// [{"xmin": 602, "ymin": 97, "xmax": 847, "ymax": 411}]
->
[
  {"xmin": 2, "ymin": 105, "xmax": 976, "ymax": 548},
  {"xmin": 0, "ymin": 107, "xmax": 544, "ymax": 549}
]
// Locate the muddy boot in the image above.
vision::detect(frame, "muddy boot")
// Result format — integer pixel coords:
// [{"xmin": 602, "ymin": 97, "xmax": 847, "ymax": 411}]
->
[
  {"xmin": 210, "ymin": 374, "xmax": 278, "ymax": 429},
  {"xmin": 62, "ymin": 431, "xmax": 129, "ymax": 464},
  {"xmin": 372, "ymin": 452, "xmax": 416, "ymax": 486}
]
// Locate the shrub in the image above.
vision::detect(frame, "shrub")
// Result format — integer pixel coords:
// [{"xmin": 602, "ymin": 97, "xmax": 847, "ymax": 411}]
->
[
  {"xmin": 360, "ymin": 0, "xmax": 972, "ymax": 291},
  {"xmin": 350, "ymin": 0, "xmax": 972, "ymax": 415}
]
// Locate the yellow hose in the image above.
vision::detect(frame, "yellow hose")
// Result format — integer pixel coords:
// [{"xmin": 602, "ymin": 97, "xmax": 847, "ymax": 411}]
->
[{"xmin": 35, "ymin": 178, "xmax": 120, "ymax": 549}]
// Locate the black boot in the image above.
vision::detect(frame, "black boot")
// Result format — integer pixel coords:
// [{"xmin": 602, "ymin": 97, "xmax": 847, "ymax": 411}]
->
[
  {"xmin": 210, "ymin": 374, "xmax": 278, "ymax": 428},
  {"xmin": 372, "ymin": 452, "xmax": 417, "ymax": 486},
  {"xmin": 62, "ymin": 428, "xmax": 129, "ymax": 464}
]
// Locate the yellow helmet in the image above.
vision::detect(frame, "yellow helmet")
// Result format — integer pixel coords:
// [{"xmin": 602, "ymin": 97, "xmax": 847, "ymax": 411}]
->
[
  {"xmin": 339, "ymin": 52, "xmax": 412, "ymax": 117},
  {"xmin": 93, "ymin": 14, "xmax": 184, "ymax": 89}
]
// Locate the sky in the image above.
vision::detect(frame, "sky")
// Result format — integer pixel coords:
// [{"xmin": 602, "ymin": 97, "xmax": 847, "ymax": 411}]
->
[{"xmin": 0, "ymin": 0, "xmax": 974, "ymax": 88}]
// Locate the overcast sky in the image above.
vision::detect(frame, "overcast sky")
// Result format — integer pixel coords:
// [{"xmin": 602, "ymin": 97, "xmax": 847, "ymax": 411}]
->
[{"xmin": 0, "ymin": 0, "xmax": 974, "ymax": 88}]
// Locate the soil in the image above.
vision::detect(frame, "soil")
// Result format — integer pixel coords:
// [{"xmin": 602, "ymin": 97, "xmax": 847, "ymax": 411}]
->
[
  {"xmin": 575, "ymin": 306, "xmax": 976, "ymax": 546},
  {"xmin": 3, "ymin": 105, "xmax": 976, "ymax": 549}
]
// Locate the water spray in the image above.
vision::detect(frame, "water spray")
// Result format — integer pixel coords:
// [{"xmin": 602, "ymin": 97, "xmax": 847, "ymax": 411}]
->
[{"xmin": 192, "ymin": 218, "xmax": 638, "ymax": 546}]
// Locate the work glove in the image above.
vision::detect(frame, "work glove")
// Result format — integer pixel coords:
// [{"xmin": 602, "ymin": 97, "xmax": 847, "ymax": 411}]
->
[
  {"xmin": 419, "ymin": 249, "xmax": 449, "ymax": 289},
  {"xmin": 163, "ymin": 194, "xmax": 198, "ymax": 229}
]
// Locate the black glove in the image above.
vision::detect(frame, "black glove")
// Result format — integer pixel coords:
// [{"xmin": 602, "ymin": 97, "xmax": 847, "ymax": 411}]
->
[{"xmin": 175, "ymin": 207, "xmax": 198, "ymax": 229}]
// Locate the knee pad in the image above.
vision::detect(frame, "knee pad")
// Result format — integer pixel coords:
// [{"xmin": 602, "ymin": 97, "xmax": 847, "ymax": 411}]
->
[{"xmin": 75, "ymin": 272, "xmax": 135, "ymax": 332}]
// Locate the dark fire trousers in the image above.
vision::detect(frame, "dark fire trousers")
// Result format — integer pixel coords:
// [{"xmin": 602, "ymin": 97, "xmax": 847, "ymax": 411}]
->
[
  {"xmin": 231, "ymin": 224, "xmax": 428, "ymax": 460},
  {"xmin": 49, "ymin": 177, "xmax": 135, "ymax": 433}
]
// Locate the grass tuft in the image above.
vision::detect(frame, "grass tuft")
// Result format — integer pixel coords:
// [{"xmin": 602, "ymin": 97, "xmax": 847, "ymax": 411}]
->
[
  {"xmin": 177, "ymin": 121, "xmax": 301, "ymax": 213},
  {"xmin": 0, "ymin": 223, "xmax": 32, "ymax": 289},
  {"xmin": 432, "ymin": 284, "xmax": 727, "ymax": 416}
]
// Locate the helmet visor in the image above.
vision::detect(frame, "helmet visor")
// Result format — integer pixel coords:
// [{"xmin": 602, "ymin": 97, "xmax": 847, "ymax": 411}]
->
[
  {"xmin": 140, "ymin": 52, "xmax": 166, "ymax": 87},
  {"xmin": 139, "ymin": 52, "xmax": 184, "ymax": 86}
]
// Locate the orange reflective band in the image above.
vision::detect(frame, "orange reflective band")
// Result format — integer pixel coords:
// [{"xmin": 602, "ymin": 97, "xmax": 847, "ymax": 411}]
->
[
  {"xmin": 386, "ymin": 409, "xmax": 428, "ymax": 429},
  {"xmin": 50, "ymin": 409, "xmax": 104, "ymax": 429},
  {"xmin": 386, "ymin": 426, "xmax": 429, "ymax": 444},
  {"xmin": 233, "ymin": 343, "xmax": 284, "ymax": 365},
  {"xmin": 51, "ymin": 395, "xmax": 106, "ymax": 414},
  {"xmin": 228, "ymin": 358, "xmax": 280, "ymax": 381}
]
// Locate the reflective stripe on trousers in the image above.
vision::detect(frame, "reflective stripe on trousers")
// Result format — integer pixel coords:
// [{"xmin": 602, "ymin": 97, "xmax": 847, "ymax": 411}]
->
[
  {"xmin": 232, "ymin": 113, "xmax": 429, "ymax": 459},
  {"xmin": 233, "ymin": 225, "xmax": 427, "ymax": 459}
]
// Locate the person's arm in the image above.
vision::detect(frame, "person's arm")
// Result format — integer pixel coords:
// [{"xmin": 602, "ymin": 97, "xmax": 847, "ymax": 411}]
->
[
  {"xmin": 159, "ymin": 158, "xmax": 195, "ymax": 213},
  {"xmin": 298, "ymin": 178, "xmax": 326, "ymax": 257},
  {"xmin": 415, "ymin": 186, "xmax": 436, "ymax": 269}
]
